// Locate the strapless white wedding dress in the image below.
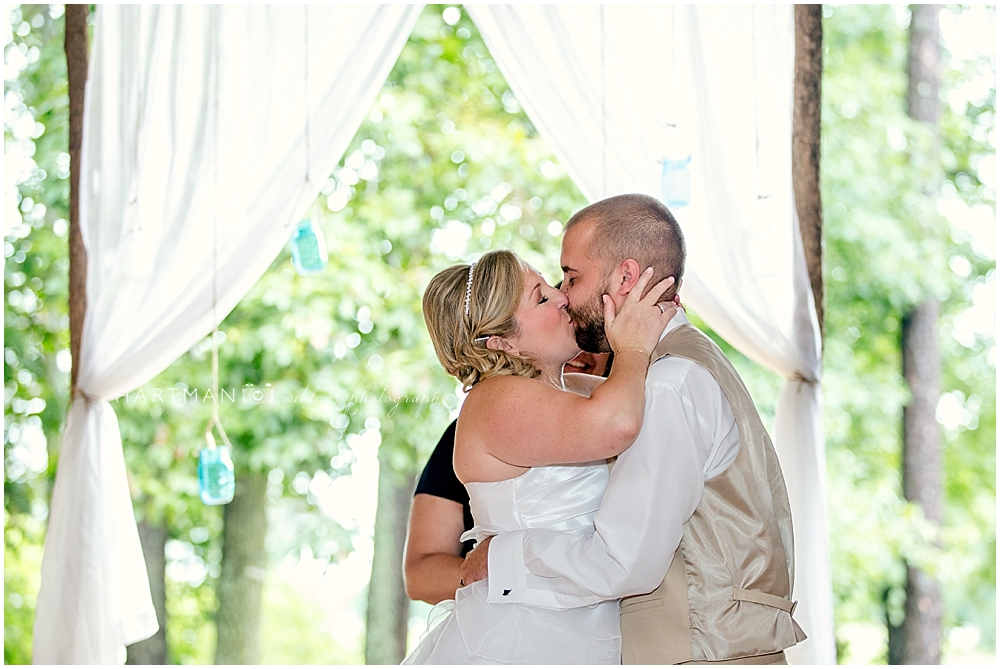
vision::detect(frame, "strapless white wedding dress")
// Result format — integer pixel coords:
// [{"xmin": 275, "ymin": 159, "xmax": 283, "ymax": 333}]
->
[{"xmin": 402, "ymin": 462, "xmax": 621, "ymax": 665}]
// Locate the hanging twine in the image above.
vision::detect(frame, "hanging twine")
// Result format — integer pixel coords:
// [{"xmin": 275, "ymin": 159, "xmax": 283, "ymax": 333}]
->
[
  {"xmin": 303, "ymin": 5, "xmax": 312, "ymax": 195},
  {"xmin": 599, "ymin": 5, "xmax": 608, "ymax": 197},
  {"xmin": 751, "ymin": 7, "xmax": 768, "ymax": 200},
  {"xmin": 206, "ymin": 7, "xmax": 231, "ymax": 451}
]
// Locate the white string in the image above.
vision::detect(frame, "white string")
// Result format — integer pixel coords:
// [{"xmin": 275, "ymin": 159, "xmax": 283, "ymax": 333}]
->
[
  {"xmin": 671, "ymin": 5, "xmax": 677, "ymax": 119},
  {"xmin": 599, "ymin": 5, "xmax": 607, "ymax": 198},
  {"xmin": 208, "ymin": 6, "xmax": 230, "ymax": 449},
  {"xmin": 131, "ymin": 17, "xmax": 143, "ymax": 231},
  {"xmin": 303, "ymin": 6, "xmax": 312, "ymax": 194},
  {"xmin": 751, "ymin": 6, "xmax": 767, "ymax": 200}
]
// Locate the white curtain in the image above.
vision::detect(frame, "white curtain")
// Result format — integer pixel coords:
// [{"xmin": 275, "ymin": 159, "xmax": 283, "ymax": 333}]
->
[
  {"xmin": 32, "ymin": 4, "xmax": 424, "ymax": 663},
  {"xmin": 468, "ymin": 5, "xmax": 834, "ymax": 663}
]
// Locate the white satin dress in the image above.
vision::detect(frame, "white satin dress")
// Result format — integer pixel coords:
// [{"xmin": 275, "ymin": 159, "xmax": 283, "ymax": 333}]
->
[{"xmin": 402, "ymin": 462, "xmax": 621, "ymax": 665}]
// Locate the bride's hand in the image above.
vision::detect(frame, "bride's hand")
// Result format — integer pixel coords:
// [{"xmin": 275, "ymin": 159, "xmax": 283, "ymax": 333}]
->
[{"xmin": 604, "ymin": 268, "xmax": 678, "ymax": 359}]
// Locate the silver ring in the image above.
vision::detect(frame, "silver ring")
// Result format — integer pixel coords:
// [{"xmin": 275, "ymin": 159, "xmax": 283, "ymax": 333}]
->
[{"xmin": 658, "ymin": 303, "xmax": 666, "ymax": 313}]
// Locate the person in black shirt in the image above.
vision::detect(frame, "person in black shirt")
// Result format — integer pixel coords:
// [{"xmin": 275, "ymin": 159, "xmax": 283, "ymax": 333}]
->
[{"xmin": 403, "ymin": 420, "xmax": 471, "ymax": 604}]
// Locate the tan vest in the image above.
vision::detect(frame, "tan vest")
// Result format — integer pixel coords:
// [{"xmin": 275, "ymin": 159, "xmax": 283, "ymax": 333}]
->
[{"xmin": 619, "ymin": 324, "xmax": 807, "ymax": 664}]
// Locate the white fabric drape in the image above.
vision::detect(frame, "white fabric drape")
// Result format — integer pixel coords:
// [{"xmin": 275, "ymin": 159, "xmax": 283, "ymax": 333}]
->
[
  {"xmin": 468, "ymin": 5, "xmax": 834, "ymax": 663},
  {"xmin": 32, "ymin": 4, "xmax": 423, "ymax": 663}
]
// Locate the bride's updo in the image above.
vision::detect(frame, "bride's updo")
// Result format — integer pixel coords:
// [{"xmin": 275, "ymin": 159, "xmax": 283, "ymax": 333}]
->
[{"xmin": 423, "ymin": 249, "xmax": 541, "ymax": 390}]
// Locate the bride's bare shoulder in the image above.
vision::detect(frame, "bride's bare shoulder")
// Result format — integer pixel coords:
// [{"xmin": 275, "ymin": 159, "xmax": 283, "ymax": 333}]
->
[
  {"xmin": 463, "ymin": 375, "xmax": 549, "ymax": 412},
  {"xmin": 469, "ymin": 374, "xmax": 539, "ymax": 394}
]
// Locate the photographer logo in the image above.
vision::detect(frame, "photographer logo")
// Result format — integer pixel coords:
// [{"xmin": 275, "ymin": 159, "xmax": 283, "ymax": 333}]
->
[{"xmin": 242, "ymin": 384, "xmax": 275, "ymax": 404}]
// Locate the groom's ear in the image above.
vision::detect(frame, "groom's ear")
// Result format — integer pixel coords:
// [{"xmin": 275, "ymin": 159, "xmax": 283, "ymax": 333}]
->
[{"xmin": 614, "ymin": 259, "xmax": 643, "ymax": 297}]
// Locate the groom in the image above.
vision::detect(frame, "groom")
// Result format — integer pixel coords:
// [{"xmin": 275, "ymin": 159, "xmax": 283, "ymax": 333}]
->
[{"xmin": 462, "ymin": 194, "xmax": 806, "ymax": 664}]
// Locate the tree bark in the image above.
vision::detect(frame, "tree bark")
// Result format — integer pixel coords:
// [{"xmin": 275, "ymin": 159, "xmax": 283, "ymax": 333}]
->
[
  {"xmin": 215, "ymin": 471, "xmax": 269, "ymax": 665},
  {"xmin": 126, "ymin": 519, "xmax": 169, "ymax": 665},
  {"xmin": 364, "ymin": 450, "xmax": 416, "ymax": 664},
  {"xmin": 897, "ymin": 8, "xmax": 944, "ymax": 663},
  {"xmin": 64, "ymin": 4, "xmax": 89, "ymax": 391},
  {"xmin": 793, "ymin": 4, "xmax": 825, "ymax": 336},
  {"xmin": 885, "ymin": 587, "xmax": 905, "ymax": 665},
  {"xmin": 907, "ymin": 5, "xmax": 942, "ymax": 124},
  {"xmin": 900, "ymin": 301, "xmax": 944, "ymax": 664}
]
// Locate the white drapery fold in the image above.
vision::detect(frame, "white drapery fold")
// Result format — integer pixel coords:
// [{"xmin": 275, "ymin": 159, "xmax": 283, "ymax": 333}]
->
[
  {"xmin": 468, "ymin": 5, "xmax": 834, "ymax": 663},
  {"xmin": 32, "ymin": 4, "xmax": 424, "ymax": 663}
]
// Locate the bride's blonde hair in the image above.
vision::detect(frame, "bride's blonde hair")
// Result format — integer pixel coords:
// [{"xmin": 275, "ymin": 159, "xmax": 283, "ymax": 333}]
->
[{"xmin": 423, "ymin": 250, "xmax": 541, "ymax": 391}]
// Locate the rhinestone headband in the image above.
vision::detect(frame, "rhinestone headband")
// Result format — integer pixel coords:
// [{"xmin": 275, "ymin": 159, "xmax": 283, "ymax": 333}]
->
[{"xmin": 464, "ymin": 262, "xmax": 477, "ymax": 315}]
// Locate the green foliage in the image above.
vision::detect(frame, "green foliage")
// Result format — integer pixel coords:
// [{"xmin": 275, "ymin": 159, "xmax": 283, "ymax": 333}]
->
[
  {"xmin": 4, "ymin": 3, "xmax": 69, "ymax": 516},
  {"xmin": 4, "ymin": 5, "xmax": 72, "ymax": 663},
  {"xmin": 820, "ymin": 4, "xmax": 996, "ymax": 660},
  {"xmin": 258, "ymin": 571, "xmax": 364, "ymax": 664},
  {"xmin": 4, "ymin": 508, "xmax": 44, "ymax": 663}
]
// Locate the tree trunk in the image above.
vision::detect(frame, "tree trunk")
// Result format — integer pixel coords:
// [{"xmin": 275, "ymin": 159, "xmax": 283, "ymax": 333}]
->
[
  {"xmin": 127, "ymin": 519, "xmax": 169, "ymax": 664},
  {"xmin": 896, "ymin": 5, "xmax": 944, "ymax": 665},
  {"xmin": 907, "ymin": 5, "xmax": 942, "ymax": 124},
  {"xmin": 364, "ymin": 449, "xmax": 416, "ymax": 664},
  {"xmin": 886, "ymin": 587, "xmax": 905, "ymax": 665},
  {"xmin": 64, "ymin": 4, "xmax": 88, "ymax": 392},
  {"xmin": 215, "ymin": 471, "xmax": 269, "ymax": 664},
  {"xmin": 792, "ymin": 4, "xmax": 825, "ymax": 337},
  {"xmin": 900, "ymin": 302, "xmax": 944, "ymax": 664}
]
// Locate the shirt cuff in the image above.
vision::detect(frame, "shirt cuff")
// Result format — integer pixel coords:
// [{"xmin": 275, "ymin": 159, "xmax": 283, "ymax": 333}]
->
[{"xmin": 486, "ymin": 531, "xmax": 528, "ymax": 604}]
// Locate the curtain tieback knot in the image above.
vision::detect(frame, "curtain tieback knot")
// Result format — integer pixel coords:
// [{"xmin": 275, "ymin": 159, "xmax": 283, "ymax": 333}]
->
[
  {"xmin": 72, "ymin": 387, "xmax": 97, "ymax": 405},
  {"xmin": 790, "ymin": 372, "xmax": 819, "ymax": 386}
]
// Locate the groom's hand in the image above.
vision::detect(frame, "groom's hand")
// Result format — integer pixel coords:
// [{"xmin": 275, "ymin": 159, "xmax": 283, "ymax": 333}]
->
[{"xmin": 460, "ymin": 536, "xmax": 492, "ymax": 585}]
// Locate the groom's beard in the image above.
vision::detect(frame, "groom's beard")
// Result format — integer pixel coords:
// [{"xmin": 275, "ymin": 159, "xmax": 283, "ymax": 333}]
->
[{"xmin": 568, "ymin": 291, "xmax": 612, "ymax": 354}]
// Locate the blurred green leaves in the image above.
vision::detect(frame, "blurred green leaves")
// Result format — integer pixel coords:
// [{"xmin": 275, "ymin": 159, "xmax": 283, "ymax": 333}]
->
[{"xmin": 819, "ymin": 4, "xmax": 996, "ymax": 660}]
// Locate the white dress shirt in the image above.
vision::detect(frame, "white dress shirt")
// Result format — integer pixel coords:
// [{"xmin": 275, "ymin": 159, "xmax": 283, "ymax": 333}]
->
[{"xmin": 486, "ymin": 310, "xmax": 740, "ymax": 608}]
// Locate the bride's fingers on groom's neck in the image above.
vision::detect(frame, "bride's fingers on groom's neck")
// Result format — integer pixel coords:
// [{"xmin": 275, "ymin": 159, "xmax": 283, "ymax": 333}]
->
[
  {"xmin": 602, "ymin": 294, "xmax": 616, "ymax": 324},
  {"xmin": 644, "ymin": 276, "xmax": 675, "ymax": 303},
  {"xmin": 630, "ymin": 267, "xmax": 654, "ymax": 301}
]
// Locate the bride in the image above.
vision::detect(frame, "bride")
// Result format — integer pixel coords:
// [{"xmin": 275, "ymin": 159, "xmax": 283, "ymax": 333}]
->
[{"xmin": 404, "ymin": 249, "xmax": 675, "ymax": 665}]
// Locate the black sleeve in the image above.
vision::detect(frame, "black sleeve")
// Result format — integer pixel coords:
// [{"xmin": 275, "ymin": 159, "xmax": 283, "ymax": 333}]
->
[{"xmin": 414, "ymin": 420, "xmax": 475, "ymax": 555}]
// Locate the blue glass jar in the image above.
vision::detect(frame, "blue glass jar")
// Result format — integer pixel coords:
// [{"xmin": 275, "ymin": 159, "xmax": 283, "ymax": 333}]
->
[
  {"xmin": 198, "ymin": 445, "xmax": 235, "ymax": 505},
  {"xmin": 290, "ymin": 219, "xmax": 328, "ymax": 275},
  {"xmin": 660, "ymin": 155, "xmax": 692, "ymax": 209}
]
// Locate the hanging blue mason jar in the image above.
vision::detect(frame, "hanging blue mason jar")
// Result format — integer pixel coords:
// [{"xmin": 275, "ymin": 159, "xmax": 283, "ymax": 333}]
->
[
  {"xmin": 290, "ymin": 219, "xmax": 328, "ymax": 275},
  {"xmin": 660, "ymin": 155, "xmax": 692, "ymax": 209},
  {"xmin": 198, "ymin": 445, "xmax": 236, "ymax": 505}
]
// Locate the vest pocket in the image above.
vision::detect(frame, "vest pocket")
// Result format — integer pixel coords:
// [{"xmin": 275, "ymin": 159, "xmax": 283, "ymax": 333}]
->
[{"xmin": 620, "ymin": 595, "xmax": 692, "ymax": 664}]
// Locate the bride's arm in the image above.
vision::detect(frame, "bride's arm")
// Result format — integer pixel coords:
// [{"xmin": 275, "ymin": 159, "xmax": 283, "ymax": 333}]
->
[
  {"xmin": 461, "ymin": 272, "xmax": 676, "ymax": 470},
  {"xmin": 463, "ymin": 350, "xmax": 649, "ymax": 468}
]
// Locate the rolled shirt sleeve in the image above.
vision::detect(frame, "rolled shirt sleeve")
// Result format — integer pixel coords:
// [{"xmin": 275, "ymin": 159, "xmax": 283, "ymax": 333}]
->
[{"xmin": 486, "ymin": 356, "xmax": 739, "ymax": 608}]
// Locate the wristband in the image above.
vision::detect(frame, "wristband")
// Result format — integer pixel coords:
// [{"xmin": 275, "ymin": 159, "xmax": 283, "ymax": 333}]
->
[{"xmin": 615, "ymin": 347, "xmax": 650, "ymax": 358}]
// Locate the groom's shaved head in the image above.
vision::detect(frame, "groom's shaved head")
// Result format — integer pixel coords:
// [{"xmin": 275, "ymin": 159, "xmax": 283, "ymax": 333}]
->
[{"xmin": 565, "ymin": 194, "xmax": 685, "ymax": 299}]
